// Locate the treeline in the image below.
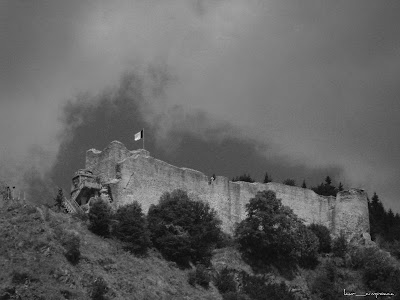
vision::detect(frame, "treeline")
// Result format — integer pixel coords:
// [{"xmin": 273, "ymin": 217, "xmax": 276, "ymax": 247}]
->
[
  {"xmin": 232, "ymin": 172, "xmax": 343, "ymax": 197},
  {"xmin": 369, "ymin": 192, "xmax": 400, "ymax": 244}
]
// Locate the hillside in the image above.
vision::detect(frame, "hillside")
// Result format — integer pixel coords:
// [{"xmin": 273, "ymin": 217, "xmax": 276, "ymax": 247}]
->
[
  {"xmin": 1, "ymin": 199, "xmax": 399, "ymax": 300},
  {"xmin": 0, "ymin": 200, "xmax": 222, "ymax": 300}
]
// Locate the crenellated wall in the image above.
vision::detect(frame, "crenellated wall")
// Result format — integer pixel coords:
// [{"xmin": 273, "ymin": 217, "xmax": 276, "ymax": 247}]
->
[{"xmin": 82, "ymin": 141, "xmax": 370, "ymax": 240}]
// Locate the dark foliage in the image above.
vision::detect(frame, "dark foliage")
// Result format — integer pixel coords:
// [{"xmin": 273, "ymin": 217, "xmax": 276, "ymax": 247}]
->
[
  {"xmin": 296, "ymin": 224, "xmax": 319, "ymax": 268},
  {"xmin": 54, "ymin": 188, "xmax": 65, "ymax": 211},
  {"xmin": 311, "ymin": 176, "xmax": 338, "ymax": 197},
  {"xmin": 222, "ymin": 292, "xmax": 247, "ymax": 300},
  {"xmin": 113, "ymin": 202, "xmax": 151, "ymax": 255},
  {"xmin": 11, "ymin": 271, "xmax": 30, "ymax": 285},
  {"xmin": 301, "ymin": 180, "xmax": 307, "ymax": 188},
  {"xmin": 232, "ymin": 173, "xmax": 255, "ymax": 183},
  {"xmin": 214, "ymin": 268, "xmax": 237, "ymax": 294},
  {"xmin": 282, "ymin": 179, "xmax": 296, "ymax": 186},
  {"xmin": 64, "ymin": 239, "xmax": 80, "ymax": 265},
  {"xmin": 187, "ymin": 264, "xmax": 211, "ymax": 288},
  {"xmin": 91, "ymin": 277, "xmax": 109, "ymax": 300},
  {"xmin": 147, "ymin": 189, "xmax": 222, "ymax": 268},
  {"xmin": 332, "ymin": 233, "xmax": 347, "ymax": 259},
  {"xmin": 235, "ymin": 190, "xmax": 319, "ymax": 269},
  {"xmin": 308, "ymin": 223, "xmax": 332, "ymax": 253},
  {"xmin": 362, "ymin": 248, "xmax": 400, "ymax": 295},
  {"xmin": 311, "ymin": 260, "xmax": 345, "ymax": 300},
  {"xmin": 61, "ymin": 231, "xmax": 81, "ymax": 265},
  {"xmin": 215, "ymin": 268, "xmax": 295, "ymax": 300},
  {"xmin": 263, "ymin": 172, "xmax": 272, "ymax": 183},
  {"xmin": 241, "ymin": 272, "xmax": 296, "ymax": 300},
  {"xmin": 215, "ymin": 232, "xmax": 235, "ymax": 249},
  {"xmin": 88, "ymin": 199, "xmax": 113, "ymax": 237}
]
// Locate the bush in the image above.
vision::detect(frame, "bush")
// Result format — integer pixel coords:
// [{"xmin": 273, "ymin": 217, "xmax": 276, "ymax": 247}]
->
[
  {"xmin": 88, "ymin": 199, "xmax": 112, "ymax": 237},
  {"xmin": 241, "ymin": 272, "xmax": 295, "ymax": 300},
  {"xmin": 216, "ymin": 232, "xmax": 235, "ymax": 249},
  {"xmin": 332, "ymin": 233, "xmax": 348, "ymax": 258},
  {"xmin": 61, "ymin": 231, "xmax": 81, "ymax": 265},
  {"xmin": 187, "ymin": 264, "xmax": 211, "ymax": 289},
  {"xmin": 214, "ymin": 268, "xmax": 237, "ymax": 294},
  {"xmin": 235, "ymin": 190, "xmax": 315, "ymax": 269},
  {"xmin": 362, "ymin": 247, "xmax": 400, "ymax": 293},
  {"xmin": 308, "ymin": 223, "xmax": 331, "ymax": 253},
  {"xmin": 296, "ymin": 225, "xmax": 319, "ymax": 268},
  {"xmin": 148, "ymin": 189, "xmax": 222, "ymax": 267},
  {"xmin": 113, "ymin": 202, "xmax": 151, "ymax": 255},
  {"xmin": 222, "ymin": 292, "xmax": 247, "ymax": 300},
  {"xmin": 91, "ymin": 277, "xmax": 109, "ymax": 300},
  {"xmin": 310, "ymin": 260, "xmax": 348, "ymax": 300},
  {"xmin": 11, "ymin": 271, "xmax": 30, "ymax": 285}
]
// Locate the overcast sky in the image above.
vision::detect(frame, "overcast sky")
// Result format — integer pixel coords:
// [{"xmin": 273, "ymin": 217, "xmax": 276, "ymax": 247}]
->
[{"xmin": 1, "ymin": 0, "xmax": 400, "ymax": 212}]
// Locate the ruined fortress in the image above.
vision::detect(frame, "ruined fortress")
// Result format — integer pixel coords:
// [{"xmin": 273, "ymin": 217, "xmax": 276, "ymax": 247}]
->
[{"xmin": 70, "ymin": 141, "xmax": 370, "ymax": 241}]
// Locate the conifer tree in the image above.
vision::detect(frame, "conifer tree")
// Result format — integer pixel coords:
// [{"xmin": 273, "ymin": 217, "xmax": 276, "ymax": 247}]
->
[
  {"xmin": 54, "ymin": 188, "xmax": 64, "ymax": 211},
  {"xmin": 301, "ymin": 180, "xmax": 307, "ymax": 189},
  {"xmin": 263, "ymin": 172, "xmax": 272, "ymax": 183},
  {"xmin": 325, "ymin": 176, "xmax": 332, "ymax": 185}
]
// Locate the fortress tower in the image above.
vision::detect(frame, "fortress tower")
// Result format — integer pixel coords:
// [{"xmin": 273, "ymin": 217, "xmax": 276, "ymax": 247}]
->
[{"xmin": 72, "ymin": 140, "xmax": 370, "ymax": 241}]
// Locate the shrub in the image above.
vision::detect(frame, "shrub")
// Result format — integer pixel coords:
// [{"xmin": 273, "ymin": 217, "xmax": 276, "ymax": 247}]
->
[
  {"xmin": 187, "ymin": 264, "xmax": 211, "ymax": 289},
  {"xmin": 214, "ymin": 268, "xmax": 237, "ymax": 294},
  {"xmin": 113, "ymin": 202, "xmax": 151, "ymax": 255},
  {"xmin": 88, "ymin": 199, "xmax": 112, "ymax": 237},
  {"xmin": 222, "ymin": 292, "xmax": 247, "ymax": 300},
  {"xmin": 241, "ymin": 272, "xmax": 295, "ymax": 300},
  {"xmin": 310, "ymin": 260, "xmax": 345, "ymax": 300},
  {"xmin": 282, "ymin": 179, "xmax": 296, "ymax": 186},
  {"xmin": 148, "ymin": 189, "xmax": 222, "ymax": 267},
  {"xmin": 62, "ymin": 231, "xmax": 81, "ymax": 265},
  {"xmin": 11, "ymin": 271, "xmax": 30, "ymax": 285},
  {"xmin": 296, "ymin": 225, "xmax": 319, "ymax": 268},
  {"xmin": 332, "ymin": 233, "xmax": 347, "ymax": 258},
  {"xmin": 362, "ymin": 247, "xmax": 400, "ymax": 293},
  {"xmin": 91, "ymin": 277, "xmax": 109, "ymax": 300},
  {"xmin": 308, "ymin": 223, "xmax": 331, "ymax": 253},
  {"xmin": 215, "ymin": 232, "xmax": 235, "ymax": 249}
]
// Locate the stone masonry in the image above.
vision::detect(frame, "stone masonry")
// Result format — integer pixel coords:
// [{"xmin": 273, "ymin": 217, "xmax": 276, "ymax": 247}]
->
[{"xmin": 78, "ymin": 140, "xmax": 370, "ymax": 240}]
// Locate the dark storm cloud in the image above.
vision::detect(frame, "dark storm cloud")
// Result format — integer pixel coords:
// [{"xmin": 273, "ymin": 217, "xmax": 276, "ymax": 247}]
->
[{"xmin": 1, "ymin": 0, "xmax": 400, "ymax": 212}]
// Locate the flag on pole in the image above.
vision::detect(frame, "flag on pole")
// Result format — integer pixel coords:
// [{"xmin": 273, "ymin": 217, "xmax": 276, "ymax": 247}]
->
[{"xmin": 134, "ymin": 129, "xmax": 144, "ymax": 141}]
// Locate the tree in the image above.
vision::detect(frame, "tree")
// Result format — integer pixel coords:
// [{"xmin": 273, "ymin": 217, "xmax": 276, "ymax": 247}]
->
[
  {"xmin": 232, "ymin": 173, "xmax": 255, "ymax": 183},
  {"xmin": 113, "ymin": 202, "xmax": 152, "ymax": 255},
  {"xmin": 338, "ymin": 182, "xmax": 343, "ymax": 191},
  {"xmin": 301, "ymin": 180, "xmax": 307, "ymax": 189},
  {"xmin": 147, "ymin": 189, "xmax": 222, "ymax": 267},
  {"xmin": 88, "ymin": 199, "xmax": 113, "ymax": 237},
  {"xmin": 308, "ymin": 224, "xmax": 331, "ymax": 253},
  {"xmin": 54, "ymin": 188, "xmax": 65, "ymax": 211},
  {"xmin": 311, "ymin": 176, "xmax": 338, "ymax": 197},
  {"xmin": 263, "ymin": 172, "xmax": 272, "ymax": 183},
  {"xmin": 235, "ymin": 190, "xmax": 318, "ymax": 268},
  {"xmin": 325, "ymin": 176, "xmax": 332, "ymax": 185},
  {"xmin": 369, "ymin": 192, "xmax": 385, "ymax": 240},
  {"xmin": 282, "ymin": 179, "xmax": 296, "ymax": 186}
]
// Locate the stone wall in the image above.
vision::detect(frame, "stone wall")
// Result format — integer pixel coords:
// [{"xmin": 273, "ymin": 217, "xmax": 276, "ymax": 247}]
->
[{"xmin": 83, "ymin": 141, "xmax": 370, "ymax": 239}]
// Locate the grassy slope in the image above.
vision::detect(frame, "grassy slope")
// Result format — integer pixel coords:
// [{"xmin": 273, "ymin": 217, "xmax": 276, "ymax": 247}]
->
[
  {"xmin": 0, "ymin": 200, "xmax": 222, "ymax": 300},
  {"xmin": 2, "ymin": 199, "xmax": 389, "ymax": 300}
]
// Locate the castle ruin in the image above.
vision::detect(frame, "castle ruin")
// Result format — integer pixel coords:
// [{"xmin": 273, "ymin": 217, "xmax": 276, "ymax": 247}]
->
[{"xmin": 70, "ymin": 140, "xmax": 370, "ymax": 241}]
